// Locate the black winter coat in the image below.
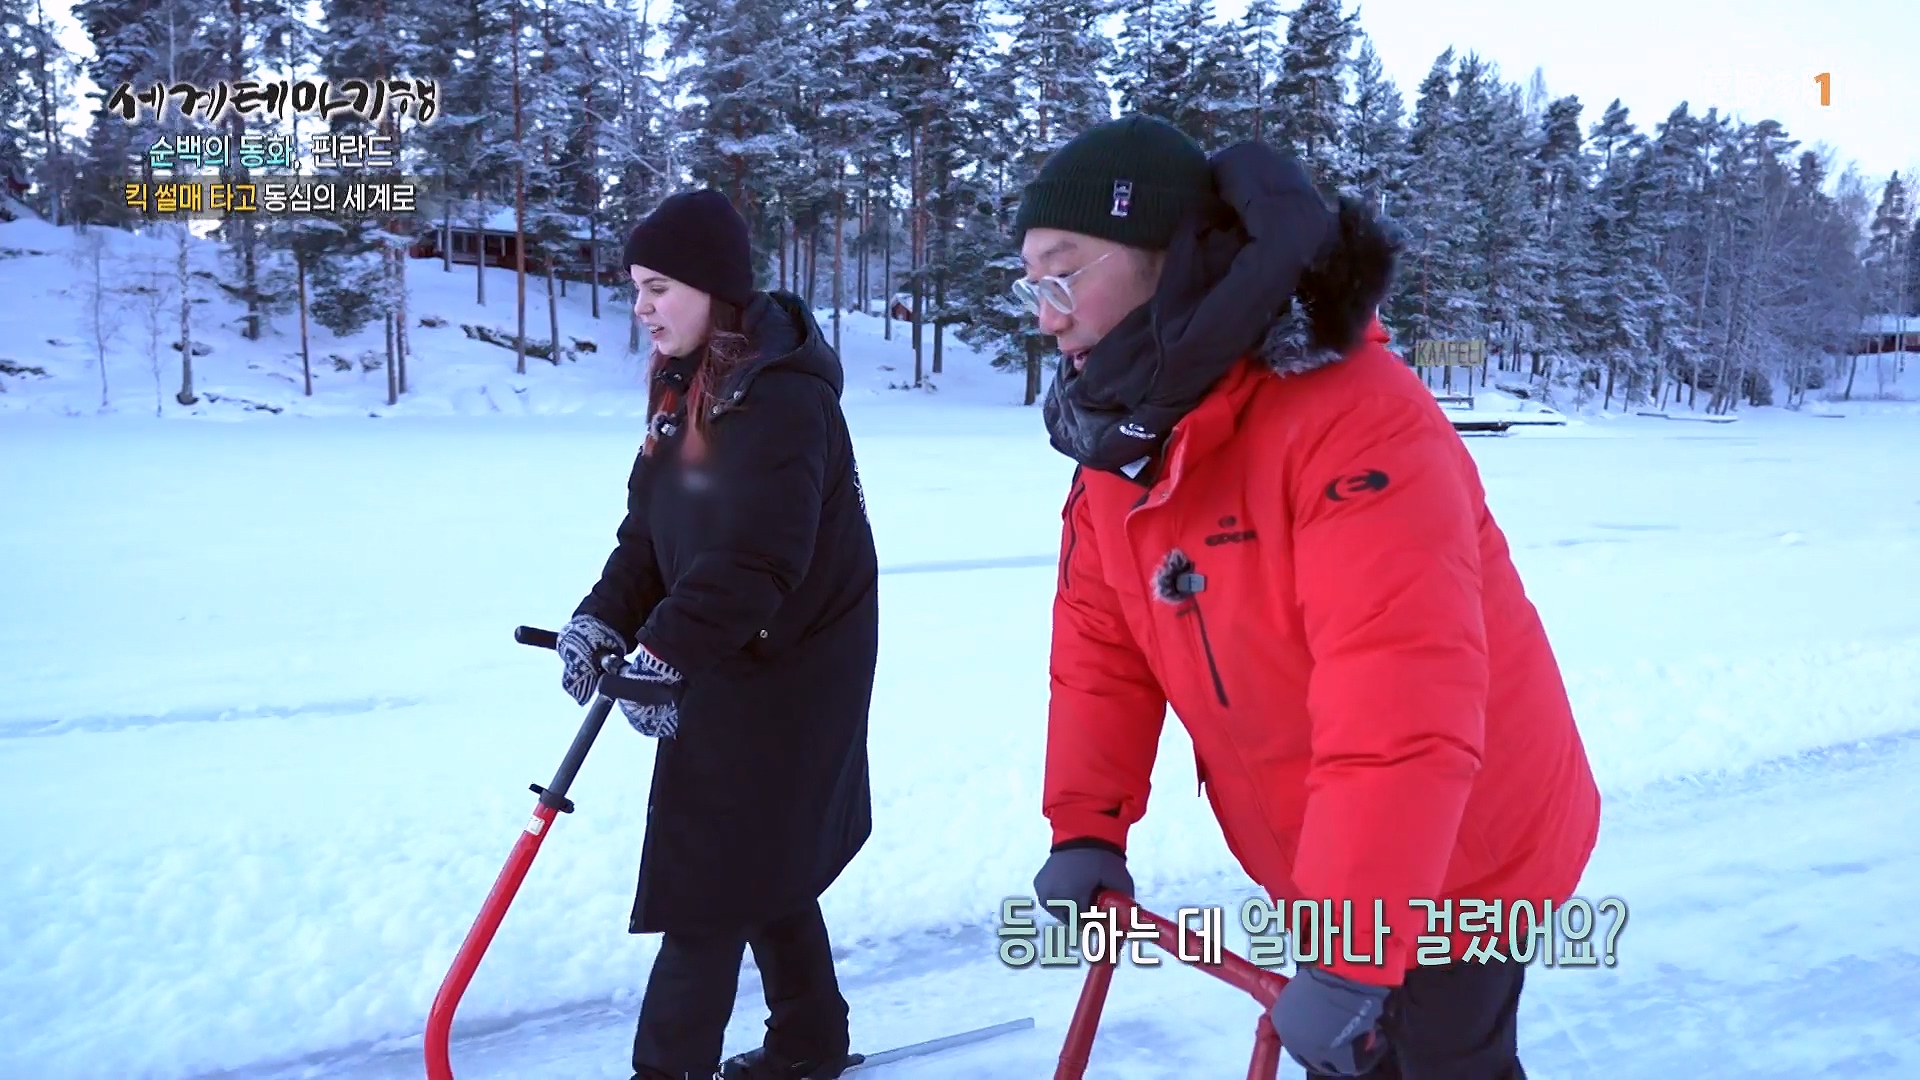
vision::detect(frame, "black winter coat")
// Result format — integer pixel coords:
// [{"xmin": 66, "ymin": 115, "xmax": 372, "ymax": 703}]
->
[{"xmin": 574, "ymin": 290, "xmax": 878, "ymax": 936}]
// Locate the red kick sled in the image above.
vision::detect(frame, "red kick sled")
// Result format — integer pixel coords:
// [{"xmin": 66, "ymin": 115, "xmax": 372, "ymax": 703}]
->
[
  {"xmin": 423, "ymin": 627, "xmax": 1037, "ymax": 1078},
  {"xmin": 1056, "ymin": 890, "xmax": 1293, "ymax": 1080}
]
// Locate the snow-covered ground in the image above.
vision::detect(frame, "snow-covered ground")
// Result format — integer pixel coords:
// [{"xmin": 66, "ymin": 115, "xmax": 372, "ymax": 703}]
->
[{"xmin": 3, "ymin": 217, "xmax": 1918, "ymax": 1079}]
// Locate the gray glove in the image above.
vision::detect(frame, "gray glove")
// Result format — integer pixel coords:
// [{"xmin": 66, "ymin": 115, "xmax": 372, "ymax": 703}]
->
[
  {"xmin": 556, "ymin": 614, "xmax": 628, "ymax": 706},
  {"xmin": 1268, "ymin": 964, "xmax": 1390, "ymax": 1077},
  {"xmin": 613, "ymin": 644, "xmax": 683, "ymax": 739},
  {"xmin": 1032, "ymin": 840, "xmax": 1134, "ymax": 921}
]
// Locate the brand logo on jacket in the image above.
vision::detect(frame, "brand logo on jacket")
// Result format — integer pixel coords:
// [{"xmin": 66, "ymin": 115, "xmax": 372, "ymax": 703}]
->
[
  {"xmin": 1111, "ymin": 179, "xmax": 1133, "ymax": 217},
  {"xmin": 1205, "ymin": 514, "xmax": 1257, "ymax": 546},
  {"xmin": 1324, "ymin": 469, "xmax": 1389, "ymax": 502},
  {"xmin": 1117, "ymin": 421, "xmax": 1157, "ymax": 440}
]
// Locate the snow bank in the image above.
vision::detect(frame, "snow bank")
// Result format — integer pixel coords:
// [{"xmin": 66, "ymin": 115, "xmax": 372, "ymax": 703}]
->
[{"xmin": 0, "ymin": 217, "xmax": 1029, "ymax": 422}]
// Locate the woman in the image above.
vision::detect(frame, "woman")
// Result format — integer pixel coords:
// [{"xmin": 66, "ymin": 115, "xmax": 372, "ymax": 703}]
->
[{"xmin": 555, "ymin": 188, "xmax": 878, "ymax": 1080}]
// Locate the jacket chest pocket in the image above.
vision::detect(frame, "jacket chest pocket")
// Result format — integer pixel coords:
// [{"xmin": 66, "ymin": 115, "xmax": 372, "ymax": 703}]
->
[{"xmin": 1150, "ymin": 548, "xmax": 1231, "ymax": 710}]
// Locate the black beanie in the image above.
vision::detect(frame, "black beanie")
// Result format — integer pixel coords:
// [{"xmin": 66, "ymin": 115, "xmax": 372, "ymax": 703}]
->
[
  {"xmin": 622, "ymin": 188, "xmax": 756, "ymax": 308},
  {"xmin": 1013, "ymin": 115, "xmax": 1212, "ymax": 251}
]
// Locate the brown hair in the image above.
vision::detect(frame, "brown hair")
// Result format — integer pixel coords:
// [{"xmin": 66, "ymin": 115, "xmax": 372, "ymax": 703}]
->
[{"xmin": 642, "ymin": 299, "xmax": 754, "ymax": 463}]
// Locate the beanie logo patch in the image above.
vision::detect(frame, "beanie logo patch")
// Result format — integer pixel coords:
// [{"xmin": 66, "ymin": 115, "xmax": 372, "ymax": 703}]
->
[{"xmin": 1110, "ymin": 180, "xmax": 1133, "ymax": 218}]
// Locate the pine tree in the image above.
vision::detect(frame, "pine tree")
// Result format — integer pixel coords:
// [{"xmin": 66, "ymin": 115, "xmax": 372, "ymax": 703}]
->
[
  {"xmin": 1865, "ymin": 172, "xmax": 1911, "ymax": 317},
  {"xmin": 1582, "ymin": 99, "xmax": 1663, "ymax": 406},
  {"xmin": 72, "ymin": 0, "xmax": 223, "ymax": 227},
  {"xmin": 1636, "ymin": 103, "xmax": 1712, "ymax": 408},
  {"xmin": 1221, "ymin": 0, "xmax": 1283, "ymax": 144},
  {"xmin": 1385, "ymin": 51, "xmax": 1478, "ymax": 348},
  {"xmin": 1530, "ymin": 94, "xmax": 1603, "ymax": 389},
  {"xmin": 412, "ymin": 0, "xmax": 512, "ymax": 307},
  {"xmin": 1341, "ymin": 35, "xmax": 1405, "ymax": 212},
  {"xmin": 1270, "ymin": 0, "xmax": 1357, "ymax": 185},
  {"xmin": 1153, "ymin": 0, "xmax": 1230, "ymax": 144},
  {"xmin": 675, "ymin": 0, "xmax": 806, "ymax": 267},
  {"xmin": 1452, "ymin": 59, "xmax": 1546, "ymax": 388},
  {"xmin": 838, "ymin": 0, "xmax": 905, "ymax": 326},
  {"xmin": 1109, "ymin": 0, "xmax": 1183, "ymax": 121},
  {"xmin": 979, "ymin": 0, "xmax": 1111, "ymax": 401},
  {"xmin": 0, "ymin": 0, "xmax": 72, "ymax": 222}
]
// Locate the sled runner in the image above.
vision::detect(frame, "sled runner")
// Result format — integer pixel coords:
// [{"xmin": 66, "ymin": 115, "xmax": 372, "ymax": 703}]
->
[{"xmin": 1056, "ymin": 890, "xmax": 1292, "ymax": 1080}]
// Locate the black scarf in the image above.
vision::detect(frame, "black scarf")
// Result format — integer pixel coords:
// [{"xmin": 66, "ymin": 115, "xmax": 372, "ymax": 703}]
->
[{"xmin": 1042, "ymin": 140, "xmax": 1337, "ymax": 481}]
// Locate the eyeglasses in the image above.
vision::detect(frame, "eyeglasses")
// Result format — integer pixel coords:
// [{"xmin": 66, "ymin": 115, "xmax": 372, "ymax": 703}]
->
[{"xmin": 1011, "ymin": 251, "xmax": 1113, "ymax": 316}]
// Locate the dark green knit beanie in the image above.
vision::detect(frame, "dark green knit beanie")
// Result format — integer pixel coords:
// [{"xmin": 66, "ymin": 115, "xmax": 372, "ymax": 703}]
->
[{"xmin": 1013, "ymin": 114, "xmax": 1212, "ymax": 251}]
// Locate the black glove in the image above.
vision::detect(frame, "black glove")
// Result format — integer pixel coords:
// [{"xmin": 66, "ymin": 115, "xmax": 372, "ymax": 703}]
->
[
  {"xmin": 556, "ymin": 614, "xmax": 628, "ymax": 706},
  {"xmin": 1032, "ymin": 840, "xmax": 1134, "ymax": 922},
  {"xmin": 1267, "ymin": 964, "xmax": 1391, "ymax": 1077},
  {"xmin": 610, "ymin": 643, "xmax": 683, "ymax": 738}
]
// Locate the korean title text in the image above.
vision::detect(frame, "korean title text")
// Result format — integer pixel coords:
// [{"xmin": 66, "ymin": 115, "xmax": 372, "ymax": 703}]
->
[{"xmin": 105, "ymin": 78, "xmax": 438, "ymax": 126}]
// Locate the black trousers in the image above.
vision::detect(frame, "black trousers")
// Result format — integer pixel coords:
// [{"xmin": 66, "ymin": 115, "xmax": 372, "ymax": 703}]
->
[
  {"xmin": 631, "ymin": 898, "xmax": 850, "ymax": 1079},
  {"xmin": 1309, "ymin": 959, "xmax": 1528, "ymax": 1080}
]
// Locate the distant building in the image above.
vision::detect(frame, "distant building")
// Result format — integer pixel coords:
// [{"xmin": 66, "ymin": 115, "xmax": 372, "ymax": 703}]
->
[
  {"xmin": 1855, "ymin": 314, "xmax": 1920, "ymax": 354},
  {"xmin": 408, "ymin": 204, "xmax": 622, "ymax": 284}
]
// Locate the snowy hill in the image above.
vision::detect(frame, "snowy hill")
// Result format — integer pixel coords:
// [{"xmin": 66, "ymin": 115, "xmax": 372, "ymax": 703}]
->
[
  {"xmin": 7, "ymin": 217, "xmax": 1915, "ymax": 425},
  {"xmin": 0, "ymin": 217, "xmax": 1030, "ymax": 421}
]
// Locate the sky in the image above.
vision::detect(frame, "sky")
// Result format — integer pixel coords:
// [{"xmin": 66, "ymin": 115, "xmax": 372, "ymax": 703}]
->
[{"xmin": 46, "ymin": 0, "xmax": 1918, "ymax": 189}]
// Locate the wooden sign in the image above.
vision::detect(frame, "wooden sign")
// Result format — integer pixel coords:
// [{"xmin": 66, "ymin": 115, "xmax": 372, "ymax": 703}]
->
[{"xmin": 1412, "ymin": 339, "xmax": 1487, "ymax": 368}]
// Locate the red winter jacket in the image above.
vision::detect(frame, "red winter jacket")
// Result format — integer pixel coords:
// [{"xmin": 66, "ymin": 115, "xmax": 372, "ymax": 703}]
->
[{"xmin": 1043, "ymin": 320, "xmax": 1600, "ymax": 988}]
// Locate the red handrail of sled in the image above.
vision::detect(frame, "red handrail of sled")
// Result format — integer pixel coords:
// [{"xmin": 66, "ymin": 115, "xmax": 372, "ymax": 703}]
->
[{"xmin": 1055, "ymin": 890, "xmax": 1291, "ymax": 1080}]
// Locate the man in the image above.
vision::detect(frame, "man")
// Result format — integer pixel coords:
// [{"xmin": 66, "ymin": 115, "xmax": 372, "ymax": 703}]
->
[{"xmin": 1015, "ymin": 114, "xmax": 1600, "ymax": 1079}]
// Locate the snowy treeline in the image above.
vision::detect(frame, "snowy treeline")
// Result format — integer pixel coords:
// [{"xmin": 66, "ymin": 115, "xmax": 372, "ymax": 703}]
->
[{"xmin": 2, "ymin": 0, "xmax": 1915, "ymax": 411}]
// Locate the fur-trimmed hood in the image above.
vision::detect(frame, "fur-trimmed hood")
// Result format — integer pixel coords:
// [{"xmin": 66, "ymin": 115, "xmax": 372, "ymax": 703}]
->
[
  {"xmin": 1252, "ymin": 194, "xmax": 1402, "ymax": 378},
  {"xmin": 1041, "ymin": 140, "xmax": 1405, "ymax": 480}
]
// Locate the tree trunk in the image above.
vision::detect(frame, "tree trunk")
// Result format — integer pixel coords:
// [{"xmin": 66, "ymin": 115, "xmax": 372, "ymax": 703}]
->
[
  {"xmin": 229, "ymin": 0, "xmax": 261, "ymax": 340},
  {"xmin": 932, "ymin": 238, "xmax": 945, "ymax": 376},
  {"xmin": 547, "ymin": 261, "xmax": 560, "ymax": 363},
  {"xmin": 512, "ymin": 0, "xmax": 527, "ymax": 375},
  {"xmin": 883, "ymin": 197, "xmax": 893, "ymax": 342},
  {"xmin": 298, "ymin": 253, "xmax": 312, "ymax": 396},
  {"xmin": 32, "ymin": 0, "xmax": 65, "ymax": 226},
  {"xmin": 778, "ymin": 216, "xmax": 788, "ymax": 292},
  {"xmin": 857, "ymin": 164, "xmax": 869, "ymax": 313},
  {"xmin": 175, "ymin": 224, "xmax": 196, "ymax": 405},
  {"xmin": 474, "ymin": 188, "xmax": 486, "ymax": 304},
  {"xmin": 395, "ymin": 240, "xmax": 410, "ymax": 393},
  {"xmin": 806, "ymin": 224, "xmax": 818, "ymax": 308},
  {"xmin": 385, "ymin": 304, "xmax": 398, "ymax": 406},
  {"xmin": 832, "ymin": 181, "xmax": 844, "ymax": 353},
  {"xmin": 1024, "ymin": 335, "xmax": 1042, "ymax": 406},
  {"xmin": 587, "ymin": 83, "xmax": 601, "ymax": 321},
  {"xmin": 910, "ymin": 123, "xmax": 924, "ymax": 384},
  {"xmin": 91, "ymin": 239, "xmax": 109, "ymax": 409},
  {"xmin": 441, "ymin": 202, "xmax": 451, "ymax": 272}
]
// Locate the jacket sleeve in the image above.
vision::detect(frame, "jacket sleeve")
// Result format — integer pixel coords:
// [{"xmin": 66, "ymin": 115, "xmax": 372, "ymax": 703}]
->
[
  {"xmin": 1044, "ymin": 469, "xmax": 1169, "ymax": 852},
  {"xmin": 1287, "ymin": 394, "xmax": 1488, "ymax": 988},
  {"xmin": 574, "ymin": 450, "xmax": 668, "ymax": 647},
  {"xmin": 632, "ymin": 371, "xmax": 830, "ymax": 679}
]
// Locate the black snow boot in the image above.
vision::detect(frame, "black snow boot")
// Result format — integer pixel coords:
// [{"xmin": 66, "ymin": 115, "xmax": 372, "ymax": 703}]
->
[{"xmin": 714, "ymin": 1046, "xmax": 861, "ymax": 1079}]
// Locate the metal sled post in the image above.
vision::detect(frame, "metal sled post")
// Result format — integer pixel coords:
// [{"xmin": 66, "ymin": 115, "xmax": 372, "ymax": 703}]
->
[{"xmin": 1056, "ymin": 890, "xmax": 1290, "ymax": 1080}]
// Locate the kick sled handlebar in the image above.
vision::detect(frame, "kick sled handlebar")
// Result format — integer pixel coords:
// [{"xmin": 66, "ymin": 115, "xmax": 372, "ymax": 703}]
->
[
  {"xmin": 512, "ymin": 624, "xmax": 668, "ymax": 707},
  {"xmin": 423, "ymin": 625, "xmax": 634, "ymax": 1080},
  {"xmin": 1056, "ymin": 890, "xmax": 1292, "ymax": 1080}
]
